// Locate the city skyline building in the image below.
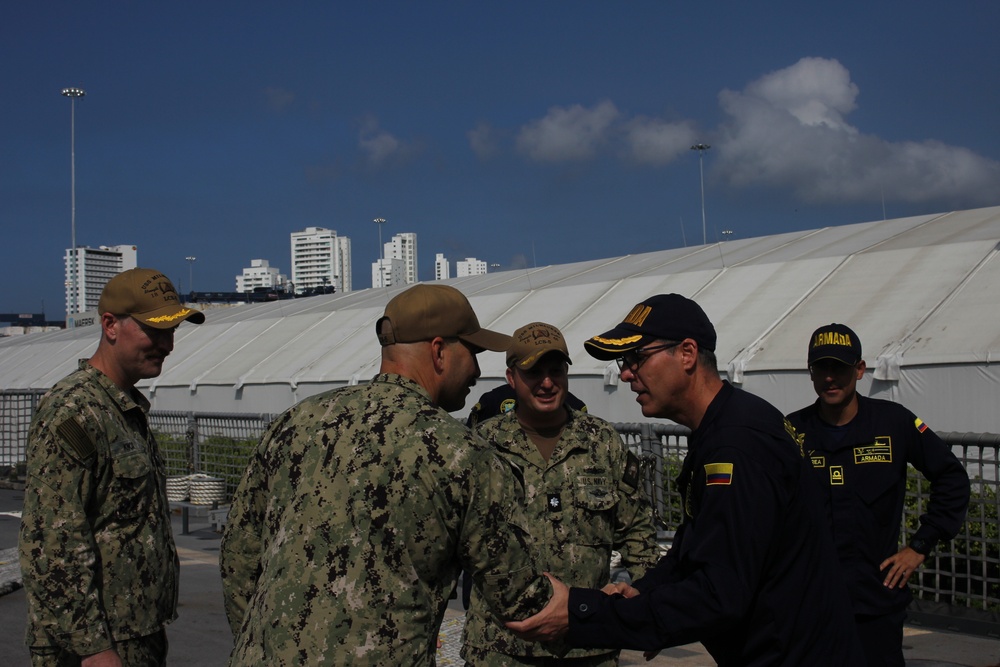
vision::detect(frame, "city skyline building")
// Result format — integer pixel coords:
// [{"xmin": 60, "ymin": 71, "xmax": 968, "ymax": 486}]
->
[
  {"xmin": 456, "ymin": 256, "xmax": 487, "ymax": 277},
  {"xmin": 236, "ymin": 259, "xmax": 287, "ymax": 293},
  {"xmin": 372, "ymin": 257, "xmax": 405, "ymax": 289},
  {"xmin": 290, "ymin": 227, "xmax": 352, "ymax": 294},
  {"xmin": 64, "ymin": 244, "xmax": 137, "ymax": 316},
  {"xmin": 385, "ymin": 232, "xmax": 417, "ymax": 285},
  {"xmin": 434, "ymin": 253, "xmax": 450, "ymax": 281},
  {"xmin": 371, "ymin": 232, "xmax": 417, "ymax": 288}
]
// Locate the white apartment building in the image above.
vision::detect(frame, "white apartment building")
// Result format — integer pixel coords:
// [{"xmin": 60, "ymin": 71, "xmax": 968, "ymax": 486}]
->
[
  {"xmin": 384, "ymin": 232, "xmax": 417, "ymax": 285},
  {"xmin": 372, "ymin": 257, "xmax": 406, "ymax": 289},
  {"xmin": 456, "ymin": 257, "xmax": 487, "ymax": 277},
  {"xmin": 434, "ymin": 253, "xmax": 450, "ymax": 281},
  {"xmin": 236, "ymin": 259, "xmax": 287, "ymax": 293},
  {"xmin": 336, "ymin": 236, "xmax": 352, "ymax": 292},
  {"xmin": 64, "ymin": 244, "xmax": 138, "ymax": 316},
  {"xmin": 290, "ymin": 227, "xmax": 352, "ymax": 294}
]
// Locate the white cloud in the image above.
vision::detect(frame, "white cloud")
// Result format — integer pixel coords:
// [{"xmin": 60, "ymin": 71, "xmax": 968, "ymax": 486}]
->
[
  {"xmin": 358, "ymin": 117, "xmax": 418, "ymax": 168},
  {"xmin": 715, "ymin": 57, "xmax": 1000, "ymax": 204},
  {"xmin": 263, "ymin": 86, "xmax": 295, "ymax": 113},
  {"xmin": 467, "ymin": 121, "xmax": 500, "ymax": 159},
  {"xmin": 623, "ymin": 117, "xmax": 699, "ymax": 165},
  {"xmin": 515, "ymin": 100, "xmax": 620, "ymax": 162}
]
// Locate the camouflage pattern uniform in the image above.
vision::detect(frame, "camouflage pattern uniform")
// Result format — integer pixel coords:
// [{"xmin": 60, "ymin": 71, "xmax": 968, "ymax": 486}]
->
[
  {"xmin": 18, "ymin": 361, "xmax": 179, "ymax": 661},
  {"xmin": 220, "ymin": 373, "xmax": 551, "ymax": 666},
  {"xmin": 462, "ymin": 408, "xmax": 659, "ymax": 665}
]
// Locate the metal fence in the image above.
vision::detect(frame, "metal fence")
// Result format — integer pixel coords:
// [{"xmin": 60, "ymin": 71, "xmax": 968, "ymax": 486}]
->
[{"xmin": 3, "ymin": 390, "xmax": 998, "ymax": 627}]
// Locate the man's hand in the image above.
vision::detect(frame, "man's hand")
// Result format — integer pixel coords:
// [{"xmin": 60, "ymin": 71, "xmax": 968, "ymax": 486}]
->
[
  {"xmin": 601, "ymin": 581, "xmax": 640, "ymax": 597},
  {"xmin": 881, "ymin": 546, "xmax": 926, "ymax": 589},
  {"xmin": 81, "ymin": 649, "xmax": 123, "ymax": 667},
  {"xmin": 505, "ymin": 572, "xmax": 570, "ymax": 642}
]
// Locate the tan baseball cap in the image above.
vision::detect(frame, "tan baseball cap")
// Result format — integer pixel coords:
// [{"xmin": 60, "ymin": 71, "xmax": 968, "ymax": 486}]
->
[
  {"xmin": 507, "ymin": 322, "xmax": 572, "ymax": 370},
  {"xmin": 376, "ymin": 284, "xmax": 511, "ymax": 351},
  {"xmin": 98, "ymin": 268, "xmax": 206, "ymax": 329}
]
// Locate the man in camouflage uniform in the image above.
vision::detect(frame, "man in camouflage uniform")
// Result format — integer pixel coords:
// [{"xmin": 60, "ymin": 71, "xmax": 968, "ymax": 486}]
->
[
  {"xmin": 220, "ymin": 284, "xmax": 553, "ymax": 666},
  {"xmin": 462, "ymin": 322, "xmax": 659, "ymax": 666},
  {"xmin": 19, "ymin": 268, "xmax": 205, "ymax": 666}
]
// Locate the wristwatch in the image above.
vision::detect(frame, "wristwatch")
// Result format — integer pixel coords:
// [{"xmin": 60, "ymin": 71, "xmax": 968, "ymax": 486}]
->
[{"xmin": 909, "ymin": 537, "xmax": 934, "ymax": 556}]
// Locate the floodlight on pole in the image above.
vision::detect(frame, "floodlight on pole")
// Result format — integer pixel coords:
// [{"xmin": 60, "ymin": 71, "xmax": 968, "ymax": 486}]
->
[
  {"xmin": 185, "ymin": 256, "xmax": 197, "ymax": 295},
  {"xmin": 62, "ymin": 87, "xmax": 86, "ymax": 314},
  {"xmin": 690, "ymin": 143, "xmax": 711, "ymax": 246}
]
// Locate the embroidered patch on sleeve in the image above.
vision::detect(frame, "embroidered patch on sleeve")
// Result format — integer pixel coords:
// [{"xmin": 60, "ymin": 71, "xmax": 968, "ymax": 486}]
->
[
  {"xmin": 705, "ymin": 462, "xmax": 734, "ymax": 486},
  {"xmin": 915, "ymin": 418, "xmax": 929, "ymax": 433},
  {"xmin": 622, "ymin": 452, "xmax": 641, "ymax": 490}
]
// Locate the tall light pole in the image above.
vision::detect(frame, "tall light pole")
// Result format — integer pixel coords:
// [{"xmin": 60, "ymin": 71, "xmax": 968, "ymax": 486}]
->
[
  {"xmin": 185, "ymin": 256, "xmax": 196, "ymax": 295},
  {"xmin": 373, "ymin": 218, "xmax": 386, "ymax": 287},
  {"xmin": 690, "ymin": 143, "xmax": 711, "ymax": 246},
  {"xmin": 62, "ymin": 87, "xmax": 86, "ymax": 314}
]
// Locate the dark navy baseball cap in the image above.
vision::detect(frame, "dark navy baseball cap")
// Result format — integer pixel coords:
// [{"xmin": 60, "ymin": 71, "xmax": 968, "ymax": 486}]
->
[
  {"xmin": 584, "ymin": 294, "xmax": 717, "ymax": 361},
  {"xmin": 808, "ymin": 323, "xmax": 862, "ymax": 366}
]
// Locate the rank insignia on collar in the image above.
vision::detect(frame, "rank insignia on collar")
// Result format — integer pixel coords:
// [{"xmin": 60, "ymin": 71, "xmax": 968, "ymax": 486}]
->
[{"xmin": 547, "ymin": 493, "xmax": 562, "ymax": 511}]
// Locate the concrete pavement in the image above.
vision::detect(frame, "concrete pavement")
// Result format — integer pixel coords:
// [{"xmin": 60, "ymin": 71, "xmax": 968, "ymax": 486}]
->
[{"xmin": 2, "ymin": 486, "xmax": 998, "ymax": 666}]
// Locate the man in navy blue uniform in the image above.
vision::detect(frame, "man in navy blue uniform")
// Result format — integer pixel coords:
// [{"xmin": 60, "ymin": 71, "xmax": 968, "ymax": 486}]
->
[
  {"xmin": 508, "ymin": 294, "xmax": 864, "ymax": 666},
  {"xmin": 786, "ymin": 323, "xmax": 970, "ymax": 667}
]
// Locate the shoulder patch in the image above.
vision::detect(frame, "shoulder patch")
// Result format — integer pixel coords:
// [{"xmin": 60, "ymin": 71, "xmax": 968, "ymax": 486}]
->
[
  {"xmin": 915, "ymin": 417, "xmax": 929, "ymax": 433},
  {"xmin": 56, "ymin": 417, "xmax": 96, "ymax": 461},
  {"xmin": 705, "ymin": 462, "xmax": 734, "ymax": 486},
  {"xmin": 500, "ymin": 398, "xmax": 516, "ymax": 414},
  {"xmin": 622, "ymin": 451, "xmax": 641, "ymax": 490}
]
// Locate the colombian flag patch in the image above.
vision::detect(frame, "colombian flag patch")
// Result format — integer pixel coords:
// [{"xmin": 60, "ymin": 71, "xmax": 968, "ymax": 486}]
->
[
  {"xmin": 915, "ymin": 418, "xmax": 929, "ymax": 433},
  {"xmin": 705, "ymin": 462, "xmax": 734, "ymax": 486}
]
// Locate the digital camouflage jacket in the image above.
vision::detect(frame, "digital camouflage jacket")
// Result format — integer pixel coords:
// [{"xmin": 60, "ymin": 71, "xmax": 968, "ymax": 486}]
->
[
  {"xmin": 220, "ymin": 373, "xmax": 551, "ymax": 666},
  {"xmin": 462, "ymin": 408, "xmax": 659, "ymax": 663},
  {"xmin": 19, "ymin": 360, "xmax": 178, "ymax": 656}
]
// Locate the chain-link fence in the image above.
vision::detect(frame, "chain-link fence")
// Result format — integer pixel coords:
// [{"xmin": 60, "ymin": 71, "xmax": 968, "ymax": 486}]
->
[{"xmin": 2, "ymin": 390, "xmax": 998, "ymax": 629}]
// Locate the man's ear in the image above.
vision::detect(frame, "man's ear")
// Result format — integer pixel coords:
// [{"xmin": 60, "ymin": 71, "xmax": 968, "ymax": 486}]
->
[
  {"xmin": 101, "ymin": 312, "xmax": 120, "ymax": 342},
  {"xmin": 429, "ymin": 337, "xmax": 448, "ymax": 373},
  {"xmin": 506, "ymin": 366, "xmax": 516, "ymax": 388},
  {"xmin": 678, "ymin": 338, "xmax": 699, "ymax": 369}
]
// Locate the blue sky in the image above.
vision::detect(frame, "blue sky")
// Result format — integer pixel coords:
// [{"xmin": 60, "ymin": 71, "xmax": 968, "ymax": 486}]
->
[{"xmin": 3, "ymin": 1, "xmax": 999, "ymax": 316}]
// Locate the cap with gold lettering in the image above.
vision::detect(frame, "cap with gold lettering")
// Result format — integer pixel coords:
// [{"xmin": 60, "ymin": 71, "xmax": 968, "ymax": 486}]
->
[
  {"xmin": 98, "ymin": 268, "xmax": 205, "ymax": 329},
  {"xmin": 584, "ymin": 293, "xmax": 716, "ymax": 360},
  {"xmin": 507, "ymin": 322, "xmax": 572, "ymax": 370},
  {"xmin": 808, "ymin": 323, "xmax": 862, "ymax": 366}
]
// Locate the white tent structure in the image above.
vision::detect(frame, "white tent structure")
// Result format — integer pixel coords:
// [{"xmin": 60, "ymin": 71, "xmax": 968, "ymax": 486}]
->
[{"xmin": 3, "ymin": 205, "xmax": 999, "ymax": 433}]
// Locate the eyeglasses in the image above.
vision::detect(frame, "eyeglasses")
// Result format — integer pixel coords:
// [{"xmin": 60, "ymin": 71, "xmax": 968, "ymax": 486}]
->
[{"xmin": 616, "ymin": 342, "xmax": 681, "ymax": 373}]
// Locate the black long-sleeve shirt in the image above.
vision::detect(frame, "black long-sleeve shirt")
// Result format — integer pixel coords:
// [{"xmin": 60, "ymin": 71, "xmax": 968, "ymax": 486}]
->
[
  {"xmin": 566, "ymin": 382, "xmax": 864, "ymax": 666},
  {"xmin": 787, "ymin": 394, "xmax": 970, "ymax": 615}
]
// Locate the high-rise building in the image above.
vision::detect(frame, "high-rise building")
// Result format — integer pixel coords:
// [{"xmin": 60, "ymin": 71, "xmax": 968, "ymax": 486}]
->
[
  {"xmin": 290, "ymin": 227, "xmax": 352, "ymax": 294},
  {"xmin": 64, "ymin": 244, "xmax": 138, "ymax": 316},
  {"xmin": 372, "ymin": 257, "xmax": 405, "ymax": 289},
  {"xmin": 236, "ymin": 259, "xmax": 287, "ymax": 293},
  {"xmin": 434, "ymin": 253, "xmax": 450, "ymax": 281},
  {"xmin": 384, "ymin": 232, "xmax": 417, "ymax": 285},
  {"xmin": 456, "ymin": 257, "xmax": 487, "ymax": 277},
  {"xmin": 336, "ymin": 236, "xmax": 352, "ymax": 293}
]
